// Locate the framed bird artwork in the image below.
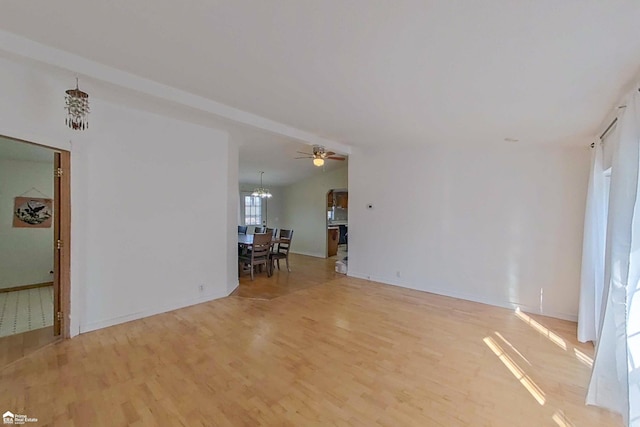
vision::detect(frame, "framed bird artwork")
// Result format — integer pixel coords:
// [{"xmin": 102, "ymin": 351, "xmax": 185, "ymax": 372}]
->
[{"xmin": 13, "ymin": 197, "xmax": 53, "ymax": 228}]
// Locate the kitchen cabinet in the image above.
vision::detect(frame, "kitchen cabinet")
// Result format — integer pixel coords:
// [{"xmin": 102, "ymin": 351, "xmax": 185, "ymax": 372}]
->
[
  {"xmin": 335, "ymin": 192, "xmax": 348, "ymax": 209},
  {"xmin": 328, "ymin": 227, "xmax": 339, "ymax": 257},
  {"xmin": 327, "ymin": 190, "xmax": 334, "ymax": 209}
]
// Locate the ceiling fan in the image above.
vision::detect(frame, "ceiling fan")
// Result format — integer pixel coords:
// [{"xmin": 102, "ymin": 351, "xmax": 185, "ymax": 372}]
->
[{"xmin": 295, "ymin": 145, "xmax": 346, "ymax": 167}]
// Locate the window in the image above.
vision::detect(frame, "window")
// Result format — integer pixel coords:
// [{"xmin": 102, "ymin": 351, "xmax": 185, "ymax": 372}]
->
[{"xmin": 243, "ymin": 195, "xmax": 262, "ymax": 225}]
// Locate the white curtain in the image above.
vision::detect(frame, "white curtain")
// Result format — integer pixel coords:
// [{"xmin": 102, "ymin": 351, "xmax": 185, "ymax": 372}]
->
[
  {"xmin": 578, "ymin": 140, "xmax": 607, "ymax": 343},
  {"xmin": 586, "ymin": 87, "xmax": 640, "ymax": 427}
]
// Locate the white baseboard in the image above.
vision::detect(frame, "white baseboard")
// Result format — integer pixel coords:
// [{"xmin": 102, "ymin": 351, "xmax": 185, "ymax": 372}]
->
[
  {"xmin": 228, "ymin": 280, "xmax": 239, "ymax": 295},
  {"xmin": 80, "ymin": 289, "xmax": 229, "ymax": 334},
  {"xmin": 347, "ymin": 271, "xmax": 577, "ymax": 322},
  {"xmin": 290, "ymin": 250, "xmax": 326, "ymax": 259}
]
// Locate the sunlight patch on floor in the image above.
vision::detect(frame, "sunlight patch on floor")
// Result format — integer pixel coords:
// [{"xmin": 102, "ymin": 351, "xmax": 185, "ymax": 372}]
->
[
  {"xmin": 552, "ymin": 410, "xmax": 576, "ymax": 427},
  {"xmin": 483, "ymin": 336, "xmax": 546, "ymax": 405},
  {"xmin": 515, "ymin": 307, "xmax": 567, "ymax": 351},
  {"xmin": 494, "ymin": 331, "xmax": 532, "ymax": 366},
  {"xmin": 573, "ymin": 348, "xmax": 593, "ymax": 368}
]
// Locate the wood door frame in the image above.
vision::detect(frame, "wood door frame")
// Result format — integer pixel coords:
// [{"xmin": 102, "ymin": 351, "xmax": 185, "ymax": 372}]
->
[
  {"xmin": 54, "ymin": 151, "xmax": 71, "ymax": 338},
  {"xmin": 59, "ymin": 150, "xmax": 71, "ymax": 338},
  {"xmin": 1, "ymin": 134, "xmax": 71, "ymax": 339}
]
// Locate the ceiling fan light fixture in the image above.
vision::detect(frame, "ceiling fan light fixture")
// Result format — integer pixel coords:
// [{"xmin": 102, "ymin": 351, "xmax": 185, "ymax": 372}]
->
[{"xmin": 295, "ymin": 145, "xmax": 345, "ymax": 166}]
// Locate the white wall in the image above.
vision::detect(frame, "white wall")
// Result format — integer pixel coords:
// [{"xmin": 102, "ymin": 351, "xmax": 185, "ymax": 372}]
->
[
  {"xmin": 349, "ymin": 143, "xmax": 589, "ymax": 321},
  {"xmin": 282, "ymin": 167, "xmax": 348, "ymax": 258},
  {"xmin": 0, "ymin": 158, "xmax": 54, "ymax": 288},
  {"xmin": 0, "ymin": 56, "xmax": 238, "ymax": 335},
  {"xmin": 79, "ymin": 102, "xmax": 231, "ymax": 332},
  {"xmin": 227, "ymin": 139, "xmax": 240, "ymax": 294}
]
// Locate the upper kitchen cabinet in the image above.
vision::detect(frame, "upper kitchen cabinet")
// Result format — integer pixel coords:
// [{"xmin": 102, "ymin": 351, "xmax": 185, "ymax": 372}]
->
[{"xmin": 335, "ymin": 192, "xmax": 348, "ymax": 209}]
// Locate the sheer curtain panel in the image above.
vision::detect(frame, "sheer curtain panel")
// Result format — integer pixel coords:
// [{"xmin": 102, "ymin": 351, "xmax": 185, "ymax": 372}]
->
[
  {"xmin": 586, "ymin": 88, "xmax": 640, "ymax": 427},
  {"xmin": 578, "ymin": 141, "xmax": 608, "ymax": 343}
]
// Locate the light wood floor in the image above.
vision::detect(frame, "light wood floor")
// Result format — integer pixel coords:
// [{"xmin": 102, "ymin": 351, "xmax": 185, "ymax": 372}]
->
[
  {"xmin": 0, "ymin": 254, "xmax": 621, "ymax": 426},
  {"xmin": 232, "ymin": 252, "xmax": 341, "ymax": 299},
  {"xmin": 0, "ymin": 326, "xmax": 57, "ymax": 367}
]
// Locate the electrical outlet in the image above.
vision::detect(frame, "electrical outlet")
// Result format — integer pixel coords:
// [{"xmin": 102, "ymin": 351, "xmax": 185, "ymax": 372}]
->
[
  {"xmin": 396, "ymin": 271, "xmax": 401, "ymax": 278},
  {"xmin": 198, "ymin": 284, "xmax": 204, "ymax": 292}
]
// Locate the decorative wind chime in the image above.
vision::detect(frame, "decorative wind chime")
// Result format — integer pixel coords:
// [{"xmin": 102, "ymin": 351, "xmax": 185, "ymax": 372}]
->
[{"xmin": 65, "ymin": 78, "xmax": 90, "ymax": 130}]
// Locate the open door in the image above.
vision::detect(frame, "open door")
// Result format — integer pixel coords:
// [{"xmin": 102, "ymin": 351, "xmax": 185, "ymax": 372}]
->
[
  {"xmin": 53, "ymin": 151, "xmax": 70, "ymax": 337},
  {"xmin": 0, "ymin": 136, "xmax": 71, "ymax": 367}
]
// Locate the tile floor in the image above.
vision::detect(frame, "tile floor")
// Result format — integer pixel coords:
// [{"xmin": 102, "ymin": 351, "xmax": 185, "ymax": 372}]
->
[
  {"xmin": 0, "ymin": 286, "xmax": 53, "ymax": 338},
  {"xmin": 330, "ymin": 244, "xmax": 348, "ymax": 273},
  {"xmin": 329, "ymin": 243, "xmax": 348, "ymax": 260}
]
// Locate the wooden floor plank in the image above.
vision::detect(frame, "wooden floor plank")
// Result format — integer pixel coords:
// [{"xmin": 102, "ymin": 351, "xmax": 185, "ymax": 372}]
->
[
  {"xmin": 0, "ymin": 254, "xmax": 621, "ymax": 426},
  {"xmin": 0, "ymin": 326, "xmax": 57, "ymax": 367}
]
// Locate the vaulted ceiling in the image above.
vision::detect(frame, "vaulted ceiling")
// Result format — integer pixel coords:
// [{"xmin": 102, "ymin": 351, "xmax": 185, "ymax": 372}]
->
[
  {"xmin": 1, "ymin": 1, "xmax": 639, "ymax": 152},
  {"xmin": 234, "ymin": 128, "xmax": 347, "ymax": 186}
]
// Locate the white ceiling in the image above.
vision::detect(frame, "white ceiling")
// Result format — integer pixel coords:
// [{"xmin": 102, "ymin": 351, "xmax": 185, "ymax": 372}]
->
[
  {"xmin": 0, "ymin": 135, "xmax": 54, "ymax": 163},
  {"xmin": 236, "ymin": 128, "xmax": 347, "ymax": 186},
  {"xmin": 1, "ymin": 1, "xmax": 639, "ymax": 152}
]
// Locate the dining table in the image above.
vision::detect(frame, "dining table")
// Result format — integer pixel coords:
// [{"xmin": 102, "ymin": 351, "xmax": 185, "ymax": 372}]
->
[
  {"xmin": 238, "ymin": 233, "xmax": 290, "ymax": 276},
  {"xmin": 237, "ymin": 233, "xmax": 288, "ymax": 246}
]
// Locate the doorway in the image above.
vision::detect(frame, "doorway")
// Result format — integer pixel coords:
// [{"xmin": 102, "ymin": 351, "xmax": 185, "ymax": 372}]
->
[
  {"xmin": 327, "ymin": 188, "xmax": 348, "ymax": 260},
  {"xmin": 0, "ymin": 135, "xmax": 70, "ymax": 366}
]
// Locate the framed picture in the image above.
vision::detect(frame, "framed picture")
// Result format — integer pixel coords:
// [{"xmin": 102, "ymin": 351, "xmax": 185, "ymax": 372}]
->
[{"xmin": 13, "ymin": 197, "xmax": 53, "ymax": 228}]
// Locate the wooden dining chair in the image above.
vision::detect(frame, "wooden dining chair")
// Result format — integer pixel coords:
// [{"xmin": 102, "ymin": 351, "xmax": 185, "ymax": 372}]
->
[
  {"xmin": 238, "ymin": 231, "xmax": 273, "ymax": 280},
  {"xmin": 266, "ymin": 227, "xmax": 278, "ymax": 238},
  {"xmin": 254, "ymin": 226, "xmax": 266, "ymax": 234},
  {"xmin": 238, "ymin": 225, "xmax": 248, "ymax": 257},
  {"xmin": 270, "ymin": 229, "xmax": 293, "ymax": 272}
]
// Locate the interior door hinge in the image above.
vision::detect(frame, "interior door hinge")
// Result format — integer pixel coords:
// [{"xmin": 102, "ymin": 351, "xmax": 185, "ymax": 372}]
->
[
  {"xmin": 56, "ymin": 240, "xmax": 63, "ymax": 250},
  {"xmin": 56, "ymin": 312, "xmax": 63, "ymax": 321},
  {"xmin": 55, "ymin": 167, "xmax": 63, "ymax": 178}
]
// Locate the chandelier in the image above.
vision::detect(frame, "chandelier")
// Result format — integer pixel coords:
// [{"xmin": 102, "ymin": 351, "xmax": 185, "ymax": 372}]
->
[
  {"xmin": 65, "ymin": 78, "xmax": 90, "ymax": 130},
  {"xmin": 251, "ymin": 171, "xmax": 272, "ymax": 198}
]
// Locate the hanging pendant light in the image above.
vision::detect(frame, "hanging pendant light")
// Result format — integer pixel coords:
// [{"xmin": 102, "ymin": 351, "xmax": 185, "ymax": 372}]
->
[
  {"xmin": 251, "ymin": 171, "xmax": 272, "ymax": 198},
  {"xmin": 65, "ymin": 77, "xmax": 90, "ymax": 130}
]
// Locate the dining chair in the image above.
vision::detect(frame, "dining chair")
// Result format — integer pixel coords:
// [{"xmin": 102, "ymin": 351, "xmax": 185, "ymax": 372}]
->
[
  {"xmin": 270, "ymin": 229, "xmax": 293, "ymax": 272},
  {"xmin": 266, "ymin": 227, "xmax": 278, "ymax": 238},
  {"xmin": 238, "ymin": 231, "xmax": 273, "ymax": 280},
  {"xmin": 254, "ymin": 226, "xmax": 266, "ymax": 234},
  {"xmin": 238, "ymin": 226, "xmax": 248, "ymax": 257}
]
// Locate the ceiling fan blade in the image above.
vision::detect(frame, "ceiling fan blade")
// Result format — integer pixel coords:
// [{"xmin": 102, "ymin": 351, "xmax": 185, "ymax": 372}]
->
[
  {"xmin": 294, "ymin": 156, "xmax": 313, "ymax": 159},
  {"xmin": 325, "ymin": 151, "xmax": 336, "ymax": 156},
  {"xmin": 327, "ymin": 157, "xmax": 345, "ymax": 161},
  {"xmin": 296, "ymin": 151, "xmax": 313, "ymax": 156}
]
